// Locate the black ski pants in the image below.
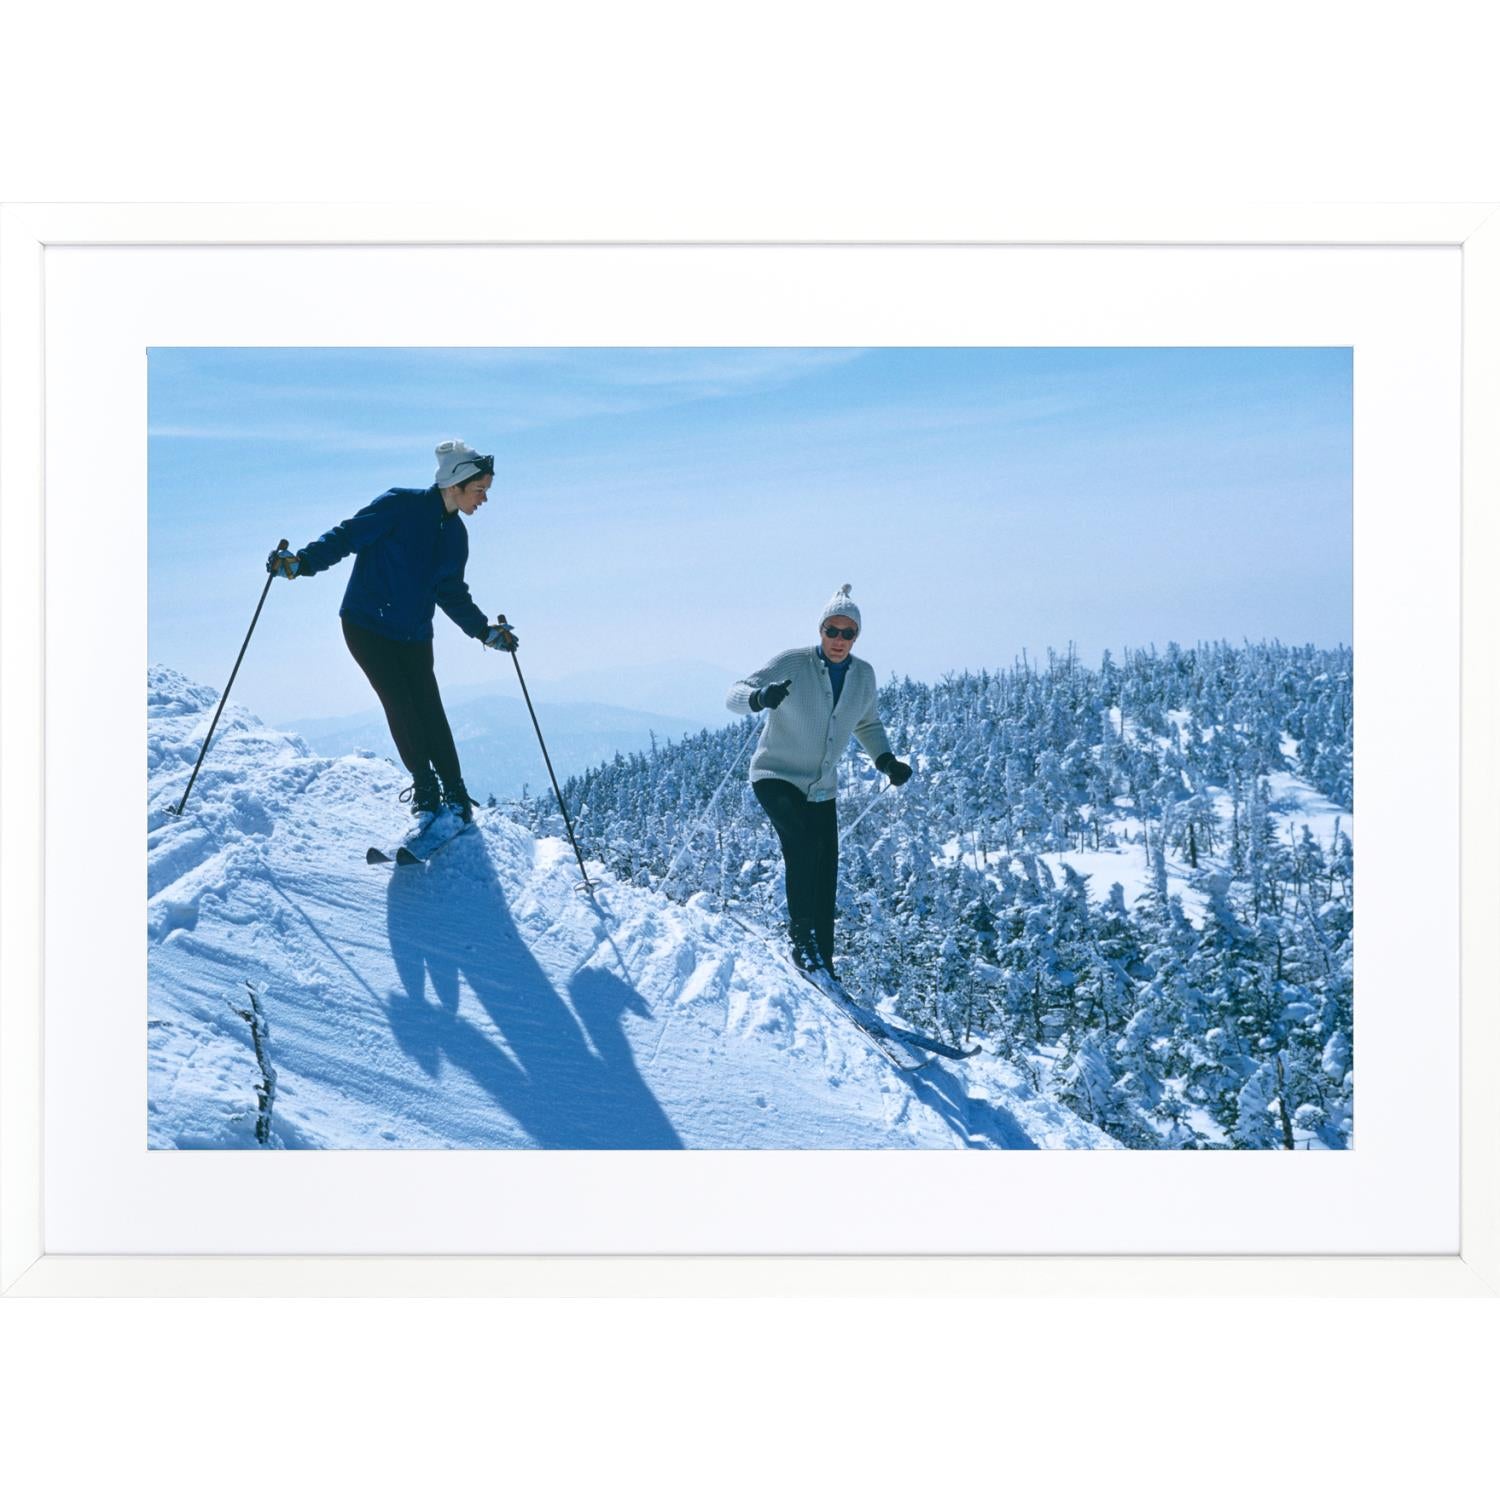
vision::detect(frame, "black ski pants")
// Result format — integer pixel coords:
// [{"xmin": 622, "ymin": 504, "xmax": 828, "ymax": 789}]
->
[
  {"xmin": 342, "ymin": 617, "xmax": 464, "ymax": 788},
  {"xmin": 753, "ymin": 778, "xmax": 839, "ymax": 966}
]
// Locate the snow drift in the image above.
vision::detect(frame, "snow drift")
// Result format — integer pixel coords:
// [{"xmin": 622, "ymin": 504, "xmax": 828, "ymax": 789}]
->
[{"xmin": 147, "ymin": 666, "xmax": 1114, "ymax": 1150}]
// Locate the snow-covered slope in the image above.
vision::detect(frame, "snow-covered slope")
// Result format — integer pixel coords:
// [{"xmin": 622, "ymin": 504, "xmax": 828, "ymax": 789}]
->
[{"xmin": 147, "ymin": 666, "xmax": 1115, "ymax": 1151}]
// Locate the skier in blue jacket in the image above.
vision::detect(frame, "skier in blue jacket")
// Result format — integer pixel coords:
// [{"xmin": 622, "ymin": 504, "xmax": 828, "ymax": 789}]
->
[{"xmin": 266, "ymin": 440, "xmax": 516, "ymax": 825}]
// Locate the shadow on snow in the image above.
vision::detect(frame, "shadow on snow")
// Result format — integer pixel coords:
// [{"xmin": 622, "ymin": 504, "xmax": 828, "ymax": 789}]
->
[{"xmin": 382, "ymin": 834, "xmax": 684, "ymax": 1149}]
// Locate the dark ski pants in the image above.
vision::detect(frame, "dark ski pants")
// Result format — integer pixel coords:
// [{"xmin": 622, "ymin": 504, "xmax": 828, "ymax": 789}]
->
[
  {"xmin": 342, "ymin": 617, "xmax": 464, "ymax": 788},
  {"xmin": 753, "ymin": 778, "xmax": 839, "ymax": 966}
]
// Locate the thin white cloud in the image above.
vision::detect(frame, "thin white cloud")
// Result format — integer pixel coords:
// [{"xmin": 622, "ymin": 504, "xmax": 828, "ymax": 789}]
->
[
  {"xmin": 148, "ymin": 424, "xmax": 439, "ymax": 451},
  {"xmin": 150, "ymin": 350, "xmax": 875, "ymax": 446},
  {"xmin": 577, "ymin": 347, "xmax": 867, "ymax": 390}
]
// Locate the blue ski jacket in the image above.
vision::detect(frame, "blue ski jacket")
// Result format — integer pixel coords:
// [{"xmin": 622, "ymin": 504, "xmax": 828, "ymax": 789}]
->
[{"xmin": 296, "ymin": 486, "xmax": 491, "ymax": 643}]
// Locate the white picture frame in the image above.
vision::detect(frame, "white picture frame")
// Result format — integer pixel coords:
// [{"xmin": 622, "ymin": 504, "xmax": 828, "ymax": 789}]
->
[{"xmin": 2, "ymin": 203, "xmax": 1496, "ymax": 1297}]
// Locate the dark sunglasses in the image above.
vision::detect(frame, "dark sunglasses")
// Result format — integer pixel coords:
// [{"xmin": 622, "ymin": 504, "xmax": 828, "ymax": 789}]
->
[
  {"xmin": 821, "ymin": 624, "xmax": 858, "ymax": 640},
  {"xmin": 459, "ymin": 455, "xmax": 495, "ymax": 478}
]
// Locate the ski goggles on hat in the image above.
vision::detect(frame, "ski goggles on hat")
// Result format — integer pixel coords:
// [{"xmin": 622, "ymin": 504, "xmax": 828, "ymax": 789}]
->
[
  {"xmin": 456, "ymin": 454, "xmax": 495, "ymax": 478},
  {"xmin": 821, "ymin": 624, "xmax": 858, "ymax": 640}
]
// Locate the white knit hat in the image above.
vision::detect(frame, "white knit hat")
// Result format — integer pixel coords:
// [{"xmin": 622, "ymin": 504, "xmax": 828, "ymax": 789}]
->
[
  {"xmin": 434, "ymin": 439, "xmax": 492, "ymax": 489},
  {"xmin": 818, "ymin": 583, "xmax": 861, "ymax": 633}
]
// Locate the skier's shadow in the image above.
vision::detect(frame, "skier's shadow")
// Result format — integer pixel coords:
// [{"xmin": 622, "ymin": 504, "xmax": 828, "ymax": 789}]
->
[
  {"xmin": 894, "ymin": 1056, "xmax": 1040, "ymax": 1149},
  {"xmin": 382, "ymin": 833, "xmax": 682, "ymax": 1149}
]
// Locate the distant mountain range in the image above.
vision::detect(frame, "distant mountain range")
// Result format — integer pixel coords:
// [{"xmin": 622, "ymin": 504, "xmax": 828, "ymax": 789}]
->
[
  {"xmin": 282, "ymin": 681, "xmax": 721, "ymax": 803},
  {"xmin": 525, "ymin": 659, "xmax": 741, "ymax": 728}
]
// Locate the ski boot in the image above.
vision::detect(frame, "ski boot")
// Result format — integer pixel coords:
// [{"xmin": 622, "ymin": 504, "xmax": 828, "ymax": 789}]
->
[
  {"xmin": 441, "ymin": 776, "xmax": 479, "ymax": 824},
  {"xmin": 399, "ymin": 769, "xmax": 443, "ymax": 819},
  {"xmin": 790, "ymin": 933, "xmax": 826, "ymax": 977}
]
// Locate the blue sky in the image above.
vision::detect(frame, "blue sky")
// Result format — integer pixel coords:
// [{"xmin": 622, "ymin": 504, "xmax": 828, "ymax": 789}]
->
[{"xmin": 149, "ymin": 346, "xmax": 1351, "ymax": 723}]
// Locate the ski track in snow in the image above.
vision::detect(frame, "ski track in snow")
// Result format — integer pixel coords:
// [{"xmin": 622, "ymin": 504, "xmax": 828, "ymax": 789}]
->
[{"xmin": 147, "ymin": 666, "xmax": 1114, "ymax": 1152}]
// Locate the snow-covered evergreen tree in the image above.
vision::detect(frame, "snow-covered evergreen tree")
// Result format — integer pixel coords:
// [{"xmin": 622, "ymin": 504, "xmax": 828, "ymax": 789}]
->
[{"xmin": 515, "ymin": 639, "xmax": 1354, "ymax": 1149}]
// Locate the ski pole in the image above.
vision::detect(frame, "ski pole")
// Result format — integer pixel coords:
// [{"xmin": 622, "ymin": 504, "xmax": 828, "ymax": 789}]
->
[
  {"xmin": 174, "ymin": 540, "xmax": 287, "ymax": 819},
  {"xmin": 839, "ymin": 777, "xmax": 893, "ymax": 840},
  {"xmin": 658, "ymin": 717, "xmax": 759, "ymax": 890},
  {"xmin": 495, "ymin": 615, "xmax": 594, "ymax": 893}
]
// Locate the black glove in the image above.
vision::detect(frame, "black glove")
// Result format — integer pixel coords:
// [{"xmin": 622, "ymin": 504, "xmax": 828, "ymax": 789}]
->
[
  {"xmin": 751, "ymin": 679, "xmax": 792, "ymax": 711},
  {"xmin": 877, "ymin": 752, "xmax": 912, "ymax": 786},
  {"xmin": 484, "ymin": 620, "xmax": 520, "ymax": 652},
  {"xmin": 266, "ymin": 547, "xmax": 302, "ymax": 579}
]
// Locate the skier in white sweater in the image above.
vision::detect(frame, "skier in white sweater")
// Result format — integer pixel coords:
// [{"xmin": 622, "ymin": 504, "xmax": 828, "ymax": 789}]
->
[{"xmin": 727, "ymin": 585, "xmax": 912, "ymax": 978}]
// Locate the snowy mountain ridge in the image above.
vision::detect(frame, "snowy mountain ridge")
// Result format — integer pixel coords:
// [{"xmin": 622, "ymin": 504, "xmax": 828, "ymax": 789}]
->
[{"xmin": 147, "ymin": 665, "xmax": 1113, "ymax": 1150}]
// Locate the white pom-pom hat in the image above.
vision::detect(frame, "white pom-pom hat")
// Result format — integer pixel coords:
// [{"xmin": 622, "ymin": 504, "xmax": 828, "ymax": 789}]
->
[
  {"xmin": 818, "ymin": 583, "xmax": 861, "ymax": 632},
  {"xmin": 434, "ymin": 439, "xmax": 492, "ymax": 489}
]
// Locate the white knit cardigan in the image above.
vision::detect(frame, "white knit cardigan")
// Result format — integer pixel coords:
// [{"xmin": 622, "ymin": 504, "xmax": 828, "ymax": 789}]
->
[{"xmin": 726, "ymin": 646, "xmax": 893, "ymax": 802}]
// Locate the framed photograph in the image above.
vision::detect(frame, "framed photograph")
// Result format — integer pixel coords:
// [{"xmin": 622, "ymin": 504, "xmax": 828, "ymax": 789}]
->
[{"xmin": 2, "ymin": 204, "xmax": 1496, "ymax": 1295}]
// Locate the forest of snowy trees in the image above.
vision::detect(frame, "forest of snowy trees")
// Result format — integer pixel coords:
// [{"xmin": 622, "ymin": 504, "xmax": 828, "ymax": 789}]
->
[{"xmin": 516, "ymin": 640, "xmax": 1354, "ymax": 1150}]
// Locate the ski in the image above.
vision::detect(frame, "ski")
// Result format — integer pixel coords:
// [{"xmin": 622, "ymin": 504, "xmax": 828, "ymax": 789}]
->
[
  {"xmin": 720, "ymin": 910, "xmax": 976, "ymax": 1068},
  {"xmin": 366, "ymin": 808, "xmax": 473, "ymax": 868},
  {"xmin": 791, "ymin": 966, "xmax": 935, "ymax": 1073},
  {"xmin": 801, "ymin": 966, "xmax": 979, "ymax": 1063},
  {"xmin": 844, "ymin": 999, "xmax": 982, "ymax": 1061}
]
